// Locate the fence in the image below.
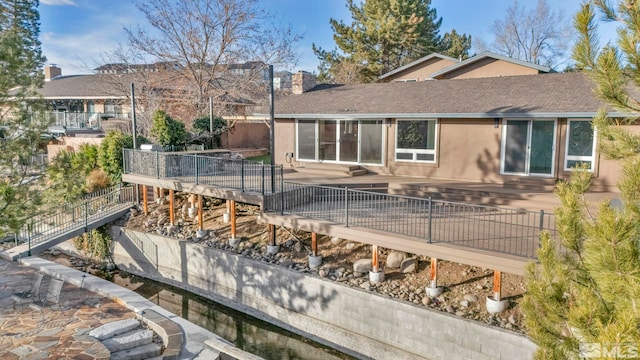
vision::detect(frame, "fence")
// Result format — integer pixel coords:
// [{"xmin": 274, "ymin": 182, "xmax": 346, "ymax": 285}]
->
[
  {"xmin": 265, "ymin": 183, "xmax": 556, "ymax": 259},
  {"xmin": 18, "ymin": 185, "xmax": 135, "ymax": 248},
  {"xmin": 123, "ymin": 149, "xmax": 283, "ymax": 194},
  {"xmin": 161, "ymin": 144, "xmax": 205, "ymax": 152}
]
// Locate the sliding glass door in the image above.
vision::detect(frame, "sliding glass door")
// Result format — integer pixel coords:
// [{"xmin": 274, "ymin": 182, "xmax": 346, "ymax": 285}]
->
[
  {"xmin": 296, "ymin": 119, "xmax": 383, "ymax": 164},
  {"xmin": 501, "ymin": 119, "xmax": 556, "ymax": 176}
]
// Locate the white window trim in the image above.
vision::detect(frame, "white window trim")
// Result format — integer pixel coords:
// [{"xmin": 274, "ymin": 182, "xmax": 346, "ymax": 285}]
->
[
  {"xmin": 564, "ymin": 119, "xmax": 597, "ymax": 172},
  {"xmin": 395, "ymin": 119, "xmax": 438, "ymax": 164}
]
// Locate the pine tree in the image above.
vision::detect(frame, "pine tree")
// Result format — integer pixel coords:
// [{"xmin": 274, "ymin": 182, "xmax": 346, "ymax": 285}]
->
[
  {"xmin": 522, "ymin": 2, "xmax": 640, "ymax": 358},
  {"xmin": 313, "ymin": 0, "xmax": 464, "ymax": 83},
  {"xmin": 0, "ymin": 0, "xmax": 47, "ymax": 238}
]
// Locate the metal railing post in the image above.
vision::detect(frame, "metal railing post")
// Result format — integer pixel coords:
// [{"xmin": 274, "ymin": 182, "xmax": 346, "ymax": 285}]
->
[
  {"xmin": 241, "ymin": 159, "xmax": 245, "ymax": 192},
  {"xmin": 84, "ymin": 201, "xmax": 89, "ymax": 231},
  {"xmin": 156, "ymin": 151, "xmax": 160, "ymax": 179},
  {"xmin": 345, "ymin": 187, "xmax": 349, "ymax": 227},
  {"xmin": 194, "ymin": 155, "xmax": 199, "ymax": 185},
  {"xmin": 280, "ymin": 167, "xmax": 285, "ymax": 215},
  {"xmin": 261, "ymin": 165, "xmax": 265, "ymax": 195},
  {"xmin": 538, "ymin": 209, "xmax": 545, "ymax": 249},
  {"xmin": 428, "ymin": 197, "xmax": 433, "ymax": 243},
  {"xmin": 27, "ymin": 223, "xmax": 32, "ymax": 256},
  {"xmin": 123, "ymin": 148, "xmax": 127, "ymax": 174}
]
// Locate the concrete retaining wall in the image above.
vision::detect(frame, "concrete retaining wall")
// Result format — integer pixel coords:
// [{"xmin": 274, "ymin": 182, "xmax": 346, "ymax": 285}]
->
[{"xmin": 111, "ymin": 227, "xmax": 537, "ymax": 360}]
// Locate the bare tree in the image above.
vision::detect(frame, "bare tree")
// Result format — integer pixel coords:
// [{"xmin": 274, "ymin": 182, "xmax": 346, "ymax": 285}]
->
[
  {"xmin": 120, "ymin": 0, "xmax": 301, "ymax": 120},
  {"xmin": 492, "ymin": 0, "xmax": 572, "ymax": 67}
]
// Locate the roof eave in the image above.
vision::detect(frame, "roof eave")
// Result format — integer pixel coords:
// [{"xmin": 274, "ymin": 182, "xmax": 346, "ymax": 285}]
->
[{"xmin": 273, "ymin": 112, "xmax": 625, "ymax": 119}]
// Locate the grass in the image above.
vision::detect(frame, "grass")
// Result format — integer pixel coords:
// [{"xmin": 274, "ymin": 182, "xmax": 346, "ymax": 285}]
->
[{"xmin": 246, "ymin": 154, "xmax": 271, "ymax": 164}]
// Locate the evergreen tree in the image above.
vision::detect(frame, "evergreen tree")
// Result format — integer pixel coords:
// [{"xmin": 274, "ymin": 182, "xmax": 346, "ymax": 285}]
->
[
  {"xmin": 0, "ymin": 0, "xmax": 47, "ymax": 238},
  {"xmin": 150, "ymin": 110, "xmax": 187, "ymax": 147},
  {"xmin": 523, "ymin": 2, "xmax": 640, "ymax": 358},
  {"xmin": 313, "ymin": 0, "xmax": 463, "ymax": 83},
  {"xmin": 440, "ymin": 29, "xmax": 472, "ymax": 60}
]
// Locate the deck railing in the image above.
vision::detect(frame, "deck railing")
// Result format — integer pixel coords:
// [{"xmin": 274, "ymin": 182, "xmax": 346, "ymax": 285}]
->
[
  {"xmin": 265, "ymin": 182, "xmax": 556, "ymax": 259},
  {"xmin": 123, "ymin": 149, "xmax": 283, "ymax": 194},
  {"xmin": 18, "ymin": 185, "xmax": 135, "ymax": 248}
]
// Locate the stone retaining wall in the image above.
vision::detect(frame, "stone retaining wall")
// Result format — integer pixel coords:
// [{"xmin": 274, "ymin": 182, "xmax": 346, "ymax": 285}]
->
[{"xmin": 111, "ymin": 227, "xmax": 537, "ymax": 360}]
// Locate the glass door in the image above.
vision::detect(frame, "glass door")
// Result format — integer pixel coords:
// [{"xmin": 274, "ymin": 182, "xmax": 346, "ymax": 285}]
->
[
  {"xmin": 339, "ymin": 120, "xmax": 359, "ymax": 162},
  {"xmin": 318, "ymin": 120, "xmax": 336, "ymax": 161},
  {"xmin": 502, "ymin": 119, "xmax": 555, "ymax": 176}
]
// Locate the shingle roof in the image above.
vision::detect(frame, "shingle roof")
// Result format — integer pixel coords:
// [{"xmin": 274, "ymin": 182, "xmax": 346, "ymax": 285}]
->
[
  {"xmin": 39, "ymin": 75, "xmax": 128, "ymax": 99},
  {"xmin": 274, "ymin": 72, "xmax": 606, "ymax": 118},
  {"xmin": 429, "ymin": 51, "xmax": 552, "ymax": 79},
  {"xmin": 378, "ymin": 53, "xmax": 458, "ymax": 80}
]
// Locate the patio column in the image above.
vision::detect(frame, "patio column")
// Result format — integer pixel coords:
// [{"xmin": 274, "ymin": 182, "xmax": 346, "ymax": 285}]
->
[
  {"xmin": 168, "ymin": 189, "xmax": 175, "ymax": 226},
  {"xmin": 142, "ymin": 185, "xmax": 148, "ymax": 216}
]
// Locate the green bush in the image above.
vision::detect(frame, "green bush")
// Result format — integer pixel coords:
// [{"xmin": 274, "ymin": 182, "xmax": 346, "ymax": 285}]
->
[
  {"xmin": 150, "ymin": 110, "xmax": 187, "ymax": 146},
  {"xmin": 74, "ymin": 226, "xmax": 112, "ymax": 261}
]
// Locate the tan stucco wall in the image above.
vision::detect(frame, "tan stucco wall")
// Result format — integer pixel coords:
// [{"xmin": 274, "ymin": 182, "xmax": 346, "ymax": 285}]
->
[
  {"xmin": 382, "ymin": 118, "xmax": 502, "ymax": 182},
  {"xmin": 274, "ymin": 119, "xmax": 296, "ymax": 167},
  {"xmin": 47, "ymin": 136, "xmax": 105, "ymax": 161},
  {"xmin": 221, "ymin": 122, "xmax": 270, "ymax": 149},
  {"xmin": 383, "ymin": 58, "xmax": 458, "ymax": 82},
  {"xmin": 435, "ymin": 58, "xmax": 539, "ymax": 80}
]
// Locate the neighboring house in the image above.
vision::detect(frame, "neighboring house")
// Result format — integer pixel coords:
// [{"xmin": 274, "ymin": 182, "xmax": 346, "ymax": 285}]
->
[
  {"xmin": 273, "ymin": 71, "xmax": 292, "ymax": 91},
  {"xmin": 273, "ymin": 71, "xmax": 630, "ymax": 192},
  {"xmin": 378, "ymin": 51, "xmax": 552, "ymax": 82}
]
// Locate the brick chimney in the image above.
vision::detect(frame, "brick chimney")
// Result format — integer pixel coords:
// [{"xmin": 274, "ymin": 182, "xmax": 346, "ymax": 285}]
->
[
  {"xmin": 44, "ymin": 65, "xmax": 62, "ymax": 81},
  {"xmin": 292, "ymin": 71, "xmax": 316, "ymax": 94}
]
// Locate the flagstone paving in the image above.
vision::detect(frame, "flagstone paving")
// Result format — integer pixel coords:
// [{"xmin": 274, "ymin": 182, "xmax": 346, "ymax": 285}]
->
[{"xmin": 0, "ymin": 258, "xmax": 136, "ymax": 359}]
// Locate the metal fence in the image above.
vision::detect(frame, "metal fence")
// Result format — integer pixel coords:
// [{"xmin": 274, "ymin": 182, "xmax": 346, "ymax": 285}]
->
[
  {"xmin": 161, "ymin": 144, "xmax": 205, "ymax": 152},
  {"xmin": 123, "ymin": 149, "xmax": 283, "ymax": 194},
  {"xmin": 18, "ymin": 185, "xmax": 135, "ymax": 247},
  {"xmin": 265, "ymin": 183, "xmax": 556, "ymax": 259}
]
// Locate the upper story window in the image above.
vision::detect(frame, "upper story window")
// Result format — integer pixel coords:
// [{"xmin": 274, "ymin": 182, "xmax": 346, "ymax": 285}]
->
[
  {"xmin": 395, "ymin": 119, "xmax": 437, "ymax": 163},
  {"xmin": 565, "ymin": 119, "xmax": 596, "ymax": 171}
]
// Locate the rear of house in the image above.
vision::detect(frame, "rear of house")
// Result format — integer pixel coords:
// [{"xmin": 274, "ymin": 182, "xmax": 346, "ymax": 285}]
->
[{"xmin": 274, "ymin": 72, "xmax": 634, "ymax": 192}]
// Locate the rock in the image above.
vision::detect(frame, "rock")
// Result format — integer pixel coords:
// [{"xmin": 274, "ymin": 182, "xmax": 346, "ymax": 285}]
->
[
  {"xmin": 360, "ymin": 281, "xmax": 371, "ymax": 291},
  {"xmin": 455, "ymin": 311, "xmax": 466, "ymax": 317},
  {"xmin": 285, "ymin": 239, "xmax": 294, "ymax": 247},
  {"xmin": 446, "ymin": 305, "xmax": 456, "ymax": 313},
  {"xmin": 330, "ymin": 237, "xmax": 343, "ymax": 245},
  {"xmin": 386, "ymin": 251, "xmax": 407, "ymax": 269},
  {"xmin": 344, "ymin": 242, "xmax": 355, "ymax": 250},
  {"xmin": 463, "ymin": 294, "xmax": 478, "ymax": 303},
  {"xmin": 334, "ymin": 267, "xmax": 345, "ymax": 278},
  {"xmin": 400, "ymin": 257, "xmax": 417, "ymax": 273},
  {"xmin": 508, "ymin": 314, "xmax": 518, "ymax": 325},
  {"xmin": 157, "ymin": 217, "xmax": 167, "ymax": 226},
  {"xmin": 460, "ymin": 300, "xmax": 470, "ymax": 308},
  {"xmin": 353, "ymin": 259, "xmax": 372, "ymax": 273},
  {"xmin": 51, "ymin": 249, "xmax": 61, "ymax": 256},
  {"xmin": 294, "ymin": 242, "xmax": 303, "ymax": 252},
  {"xmin": 421, "ymin": 296, "xmax": 432, "ymax": 306},
  {"xmin": 319, "ymin": 269, "xmax": 329, "ymax": 278}
]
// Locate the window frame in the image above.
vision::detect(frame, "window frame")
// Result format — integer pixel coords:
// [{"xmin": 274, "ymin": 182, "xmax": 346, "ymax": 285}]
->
[
  {"xmin": 564, "ymin": 119, "xmax": 597, "ymax": 172},
  {"xmin": 394, "ymin": 119, "xmax": 438, "ymax": 163}
]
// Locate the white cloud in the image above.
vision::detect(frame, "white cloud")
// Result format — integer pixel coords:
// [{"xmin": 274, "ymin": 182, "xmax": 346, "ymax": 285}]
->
[{"xmin": 41, "ymin": 0, "xmax": 78, "ymax": 6}]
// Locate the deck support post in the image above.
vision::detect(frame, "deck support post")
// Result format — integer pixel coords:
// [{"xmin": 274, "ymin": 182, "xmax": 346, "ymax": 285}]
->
[
  {"xmin": 197, "ymin": 195, "xmax": 204, "ymax": 231},
  {"xmin": 308, "ymin": 232, "xmax": 322, "ymax": 269},
  {"xmin": 228, "ymin": 200, "xmax": 240, "ymax": 246},
  {"xmin": 493, "ymin": 271, "xmax": 502, "ymax": 301},
  {"xmin": 425, "ymin": 257, "xmax": 442, "ymax": 297},
  {"xmin": 142, "ymin": 185, "xmax": 148, "ymax": 216},
  {"xmin": 169, "ymin": 189, "xmax": 175, "ymax": 226},
  {"xmin": 369, "ymin": 245, "xmax": 384, "ymax": 283},
  {"xmin": 266, "ymin": 224, "xmax": 279, "ymax": 255},
  {"xmin": 223, "ymin": 199, "xmax": 231, "ymax": 223},
  {"xmin": 486, "ymin": 270, "xmax": 508, "ymax": 314}
]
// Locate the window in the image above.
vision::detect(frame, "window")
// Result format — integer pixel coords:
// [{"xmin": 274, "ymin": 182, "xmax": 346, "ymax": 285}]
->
[
  {"xmin": 395, "ymin": 120, "xmax": 437, "ymax": 162},
  {"xmin": 501, "ymin": 119, "xmax": 556, "ymax": 176},
  {"xmin": 565, "ymin": 120, "xmax": 596, "ymax": 171}
]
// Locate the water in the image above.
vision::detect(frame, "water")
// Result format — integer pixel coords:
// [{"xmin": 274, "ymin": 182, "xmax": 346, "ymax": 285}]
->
[{"xmin": 118, "ymin": 272, "xmax": 357, "ymax": 360}]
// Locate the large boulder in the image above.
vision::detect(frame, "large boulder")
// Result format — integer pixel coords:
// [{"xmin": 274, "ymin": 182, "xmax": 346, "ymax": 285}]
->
[
  {"xmin": 353, "ymin": 259, "xmax": 372, "ymax": 273},
  {"xmin": 386, "ymin": 251, "xmax": 408, "ymax": 269}
]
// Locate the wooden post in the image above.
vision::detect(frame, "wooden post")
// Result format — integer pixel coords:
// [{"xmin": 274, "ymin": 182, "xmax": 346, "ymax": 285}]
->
[
  {"xmin": 493, "ymin": 270, "xmax": 502, "ymax": 301},
  {"xmin": 169, "ymin": 189, "xmax": 175, "ymax": 226},
  {"xmin": 197, "ymin": 195, "xmax": 203, "ymax": 230},
  {"xmin": 142, "ymin": 185, "xmax": 148, "ymax": 215},
  {"xmin": 230, "ymin": 200, "xmax": 236, "ymax": 239},
  {"xmin": 268, "ymin": 224, "xmax": 276, "ymax": 246},
  {"xmin": 429, "ymin": 258, "xmax": 438, "ymax": 288},
  {"xmin": 372, "ymin": 245, "xmax": 379, "ymax": 272},
  {"xmin": 311, "ymin": 232, "xmax": 318, "ymax": 256},
  {"xmin": 190, "ymin": 194, "xmax": 196, "ymax": 208}
]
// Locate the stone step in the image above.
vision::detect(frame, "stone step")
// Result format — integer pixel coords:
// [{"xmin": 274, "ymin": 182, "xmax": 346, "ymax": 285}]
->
[
  {"xmin": 111, "ymin": 342, "xmax": 163, "ymax": 360},
  {"xmin": 89, "ymin": 318, "xmax": 141, "ymax": 341},
  {"xmin": 102, "ymin": 329, "xmax": 154, "ymax": 353},
  {"xmin": 193, "ymin": 347, "xmax": 222, "ymax": 359}
]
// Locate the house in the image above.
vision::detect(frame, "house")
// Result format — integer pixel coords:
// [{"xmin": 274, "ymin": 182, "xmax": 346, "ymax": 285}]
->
[
  {"xmin": 273, "ymin": 70, "xmax": 629, "ymax": 192},
  {"xmin": 378, "ymin": 51, "xmax": 553, "ymax": 82}
]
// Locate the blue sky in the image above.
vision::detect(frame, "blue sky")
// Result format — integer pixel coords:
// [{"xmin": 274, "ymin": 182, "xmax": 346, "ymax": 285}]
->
[{"xmin": 39, "ymin": 0, "xmax": 615, "ymax": 75}]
